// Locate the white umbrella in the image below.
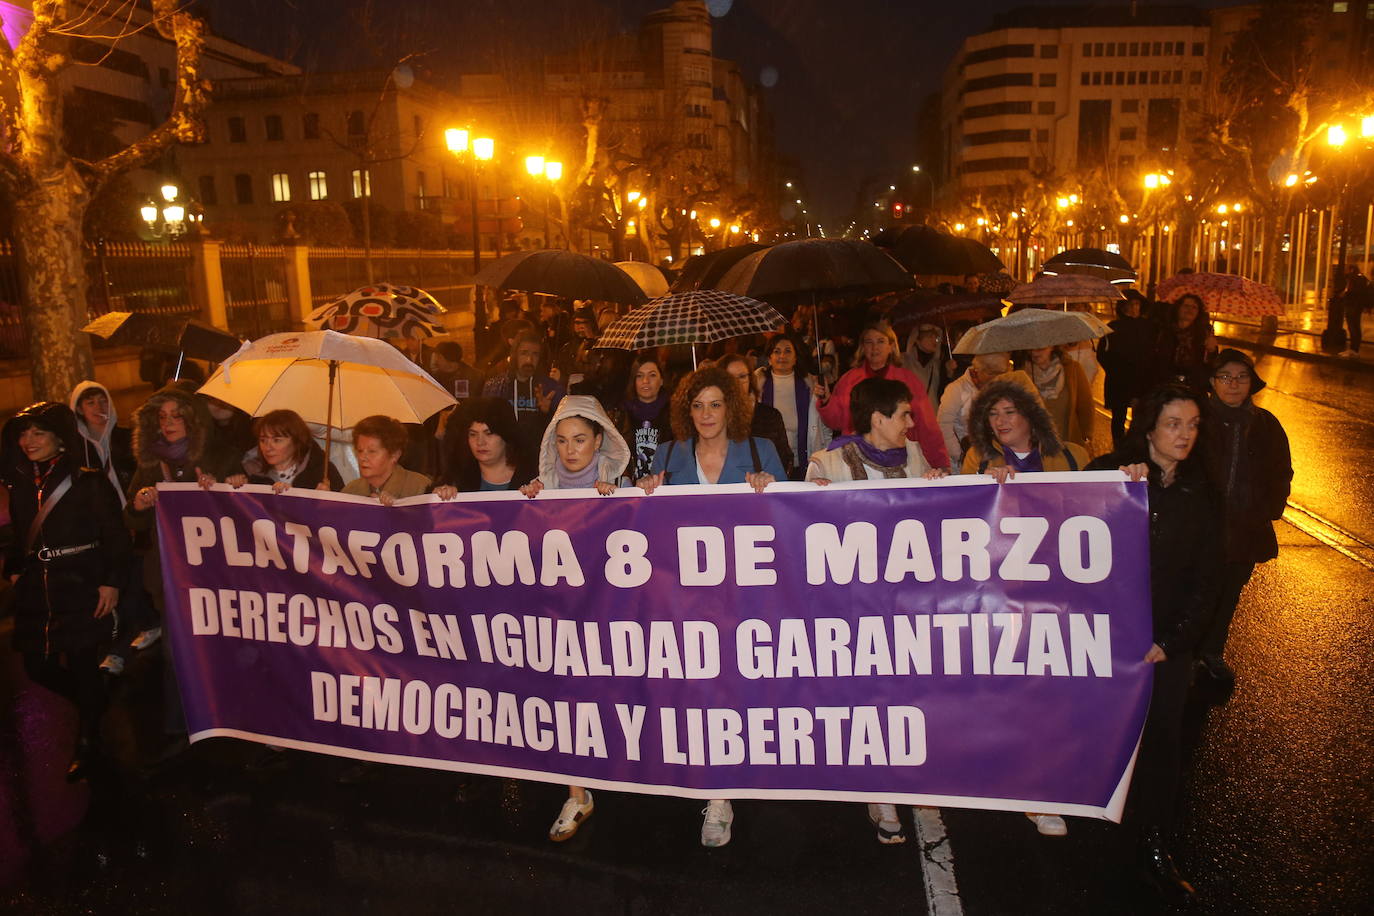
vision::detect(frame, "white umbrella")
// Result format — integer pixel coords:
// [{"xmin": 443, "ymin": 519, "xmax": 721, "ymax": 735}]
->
[
  {"xmin": 199, "ymin": 330, "xmax": 456, "ymax": 481},
  {"xmin": 953, "ymin": 308, "xmax": 1112, "ymax": 355}
]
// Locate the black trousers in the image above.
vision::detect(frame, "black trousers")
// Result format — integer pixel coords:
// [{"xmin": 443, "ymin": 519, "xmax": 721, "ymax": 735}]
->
[
  {"xmin": 1129, "ymin": 650, "xmax": 1193, "ymax": 833},
  {"xmin": 23, "ymin": 646, "xmax": 108, "ymax": 744},
  {"xmin": 1345, "ymin": 306, "xmax": 1364, "ymax": 353},
  {"xmin": 1200, "ymin": 560, "xmax": 1256, "ymax": 660}
]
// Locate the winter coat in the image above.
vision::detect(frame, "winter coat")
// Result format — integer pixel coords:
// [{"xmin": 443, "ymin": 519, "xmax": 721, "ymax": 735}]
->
[
  {"xmin": 340, "ymin": 466, "xmax": 432, "ymax": 499},
  {"xmin": 960, "ymin": 378, "xmax": 1084, "ymax": 474},
  {"xmin": 124, "ymin": 384, "xmax": 243, "ymax": 532},
  {"xmin": 1202, "ymin": 398, "xmax": 1292, "ymax": 564},
  {"xmin": 69, "ymin": 380, "xmax": 135, "ymax": 506},
  {"xmin": 536, "ymin": 395, "xmax": 631, "ymax": 488},
  {"xmin": 1020, "ymin": 353, "xmax": 1095, "ymax": 454},
  {"xmin": 1098, "ymin": 316, "xmax": 1160, "ymax": 409},
  {"xmin": 2, "ymin": 411, "xmax": 131, "ymax": 656},
  {"xmin": 1088, "ymin": 448, "xmax": 1220, "ymax": 656},
  {"xmin": 816, "ymin": 363, "xmax": 950, "ymax": 469},
  {"xmin": 750, "ymin": 402, "xmax": 795, "ymax": 477},
  {"xmin": 241, "ymin": 440, "xmax": 344, "ymax": 491}
]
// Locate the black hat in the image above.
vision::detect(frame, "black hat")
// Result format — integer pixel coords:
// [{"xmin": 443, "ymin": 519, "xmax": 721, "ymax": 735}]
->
[
  {"xmin": 2, "ymin": 401, "xmax": 83, "ymax": 469},
  {"xmin": 1209, "ymin": 348, "xmax": 1266, "ymax": 394}
]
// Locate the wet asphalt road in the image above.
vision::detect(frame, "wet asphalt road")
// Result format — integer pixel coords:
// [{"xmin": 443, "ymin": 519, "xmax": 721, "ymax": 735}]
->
[{"xmin": 4, "ymin": 350, "xmax": 1373, "ymax": 915}]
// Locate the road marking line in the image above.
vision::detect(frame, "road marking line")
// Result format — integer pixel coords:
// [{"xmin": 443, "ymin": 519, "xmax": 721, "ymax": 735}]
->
[
  {"xmin": 912, "ymin": 806, "xmax": 963, "ymax": 916},
  {"xmin": 1282, "ymin": 501, "xmax": 1374, "ymax": 572}
]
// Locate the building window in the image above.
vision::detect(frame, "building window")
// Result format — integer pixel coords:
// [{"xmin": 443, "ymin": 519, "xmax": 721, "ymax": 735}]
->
[
  {"xmin": 1082, "ymin": 42, "xmax": 1092, "ymax": 56},
  {"xmin": 1081, "ymin": 72, "xmax": 1091, "ymax": 86},
  {"xmin": 1139, "ymin": 70, "xmax": 1148, "ymax": 82},
  {"xmin": 1040, "ymin": 44, "xmax": 1058, "ymax": 58},
  {"xmin": 1122, "ymin": 98, "xmax": 1140, "ymax": 113},
  {"xmin": 1116, "ymin": 71, "xmax": 1126, "ymax": 83},
  {"xmin": 413, "ymin": 114, "xmax": 424, "ymax": 138},
  {"xmin": 264, "ymin": 114, "xmax": 284, "ymax": 141},
  {"xmin": 1092, "ymin": 71, "xmax": 1103, "ymax": 85},
  {"xmin": 1193, "ymin": 42, "xmax": 1205, "ymax": 55},
  {"xmin": 309, "ymin": 170, "xmax": 328, "ymax": 200},
  {"xmin": 1150, "ymin": 71, "xmax": 1161, "ymax": 84},
  {"xmin": 346, "ymin": 110, "xmax": 365, "ymax": 137},
  {"xmin": 1093, "ymin": 42, "xmax": 1104, "ymax": 56},
  {"xmin": 158, "ymin": 66, "xmax": 171, "ymax": 88},
  {"xmin": 1117, "ymin": 42, "xmax": 1127, "ymax": 56},
  {"xmin": 1367, "ymin": 1, "xmax": 1374, "ymax": 19},
  {"xmin": 228, "ymin": 116, "xmax": 246, "ymax": 143},
  {"xmin": 233, "ymin": 173, "xmax": 252, "ymax": 204},
  {"xmin": 1104, "ymin": 72, "xmax": 1115, "ymax": 85},
  {"xmin": 271, "ymin": 172, "xmax": 291, "ymax": 202},
  {"xmin": 1173, "ymin": 70, "xmax": 1184, "ymax": 83},
  {"xmin": 1334, "ymin": 1, "xmax": 1349, "ymax": 10},
  {"xmin": 1106, "ymin": 43, "xmax": 1116, "ymax": 56},
  {"xmin": 1036, "ymin": 128, "xmax": 1049, "ymax": 142},
  {"xmin": 198, "ymin": 175, "xmax": 217, "ymax": 206},
  {"xmin": 416, "ymin": 170, "xmax": 427, "ymax": 203},
  {"xmin": 1039, "ymin": 72, "xmax": 1057, "ymax": 86},
  {"xmin": 1038, "ymin": 101, "xmax": 1055, "ymax": 114},
  {"xmin": 1129, "ymin": 42, "xmax": 1139, "ymax": 56},
  {"xmin": 303, "ymin": 112, "xmax": 320, "ymax": 140},
  {"xmin": 351, "ymin": 169, "xmax": 371, "ymax": 198},
  {"xmin": 1120, "ymin": 126, "xmax": 1138, "ymax": 141},
  {"xmin": 1127, "ymin": 71, "xmax": 1138, "ymax": 85}
]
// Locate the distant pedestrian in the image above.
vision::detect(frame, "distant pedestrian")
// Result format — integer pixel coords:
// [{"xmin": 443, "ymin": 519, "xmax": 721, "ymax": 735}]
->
[
  {"xmin": 1017, "ymin": 345, "xmax": 1095, "ymax": 457},
  {"xmin": 1098, "ymin": 292, "xmax": 1160, "ymax": 447},
  {"xmin": 1155, "ymin": 295, "xmax": 1217, "ymax": 393},
  {"xmin": 1337, "ymin": 266, "xmax": 1373, "ymax": 357}
]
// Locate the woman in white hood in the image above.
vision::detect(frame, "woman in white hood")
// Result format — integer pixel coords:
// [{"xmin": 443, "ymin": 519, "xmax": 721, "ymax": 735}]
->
[
  {"xmin": 521, "ymin": 394, "xmax": 630, "ymax": 496},
  {"xmin": 519, "ymin": 395, "xmax": 629, "ymax": 841},
  {"xmin": 69, "ymin": 381, "xmax": 134, "ymax": 507}
]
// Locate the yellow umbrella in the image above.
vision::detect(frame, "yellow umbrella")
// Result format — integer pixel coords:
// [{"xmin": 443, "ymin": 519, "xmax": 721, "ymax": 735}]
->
[{"xmin": 614, "ymin": 260, "xmax": 671, "ymax": 298}]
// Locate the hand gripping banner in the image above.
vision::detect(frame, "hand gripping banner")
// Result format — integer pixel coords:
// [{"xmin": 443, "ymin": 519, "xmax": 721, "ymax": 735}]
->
[{"xmin": 156, "ymin": 473, "xmax": 1153, "ymax": 821}]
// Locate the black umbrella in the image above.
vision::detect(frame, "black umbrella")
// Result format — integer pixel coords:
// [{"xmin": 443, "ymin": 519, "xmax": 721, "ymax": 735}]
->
[
  {"xmin": 885, "ymin": 225, "xmax": 1004, "ymax": 276},
  {"xmin": 671, "ymin": 243, "xmax": 767, "ymax": 291},
  {"xmin": 715, "ymin": 238, "xmax": 913, "ymax": 304},
  {"xmin": 473, "ymin": 249, "xmax": 648, "ymax": 305},
  {"xmin": 1043, "ymin": 247, "xmax": 1137, "ymax": 284},
  {"xmin": 82, "ymin": 311, "xmax": 242, "ymax": 377},
  {"xmin": 885, "ymin": 293, "xmax": 1006, "ymax": 360}
]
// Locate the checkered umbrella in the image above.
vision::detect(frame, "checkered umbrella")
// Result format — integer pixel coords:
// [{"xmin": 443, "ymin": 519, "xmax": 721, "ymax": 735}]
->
[
  {"xmin": 1156, "ymin": 272, "xmax": 1283, "ymax": 318},
  {"xmin": 308, "ymin": 282, "xmax": 447, "ymax": 339},
  {"xmin": 594, "ymin": 289, "xmax": 786, "ymax": 350}
]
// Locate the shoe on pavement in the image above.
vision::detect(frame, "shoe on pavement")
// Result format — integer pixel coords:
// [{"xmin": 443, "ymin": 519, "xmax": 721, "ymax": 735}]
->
[
  {"xmin": 1339, "ymin": 349, "xmax": 1358, "ymax": 358},
  {"xmin": 99, "ymin": 654, "xmax": 125, "ymax": 676},
  {"xmin": 867, "ymin": 803, "xmax": 907, "ymax": 845},
  {"xmin": 1197, "ymin": 654, "xmax": 1235, "ymax": 684},
  {"xmin": 131, "ymin": 627, "xmax": 162, "ymax": 651},
  {"xmin": 549, "ymin": 791, "xmax": 594, "ymax": 842},
  {"xmin": 1027, "ymin": 812, "xmax": 1068, "ymax": 836},
  {"xmin": 700, "ymin": 799, "xmax": 734, "ymax": 847}
]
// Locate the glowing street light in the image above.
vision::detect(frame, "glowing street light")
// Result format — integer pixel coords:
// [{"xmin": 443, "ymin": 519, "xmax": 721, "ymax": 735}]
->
[
  {"xmin": 525, "ymin": 155, "xmax": 545, "ymax": 177},
  {"xmin": 626, "ymin": 190, "xmax": 641, "ymax": 203},
  {"xmin": 1328, "ymin": 124, "xmax": 1348, "ymax": 147},
  {"xmin": 472, "ymin": 137, "xmax": 495, "ymax": 161},
  {"xmin": 444, "ymin": 128, "xmax": 469, "ymax": 153},
  {"xmin": 1285, "ymin": 173, "xmax": 1299, "ymax": 187},
  {"xmin": 544, "ymin": 161, "xmax": 563, "ymax": 181},
  {"xmin": 160, "ymin": 183, "xmax": 178, "ymax": 203},
  {"xmin": 1363, "ymin": 115, "xmax": 1374, "ymax": 138}
]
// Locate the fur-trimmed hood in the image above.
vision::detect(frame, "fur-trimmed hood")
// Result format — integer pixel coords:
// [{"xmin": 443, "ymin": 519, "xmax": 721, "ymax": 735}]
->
[
  {"xmin": 131, "ymin": 383, "xmax": 214, "ymax": 469},
  {"xmin": 967, "ymin": 377, "xmax": 1068, "ymax": 459},
  {"xmin": 536, "ymin": 395, "xmax": 630, "ymax": 487}
]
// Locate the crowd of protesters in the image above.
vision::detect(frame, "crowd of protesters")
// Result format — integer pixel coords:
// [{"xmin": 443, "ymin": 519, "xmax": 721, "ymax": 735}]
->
[{"xmin": 0, "ymin": 283, "xmax": 1292, "ymax": 903}]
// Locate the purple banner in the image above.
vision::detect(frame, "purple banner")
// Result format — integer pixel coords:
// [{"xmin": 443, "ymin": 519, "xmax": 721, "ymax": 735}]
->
[{"xmin": 156, "ymin": 473, "xmax": 1153, "ymax": 821}]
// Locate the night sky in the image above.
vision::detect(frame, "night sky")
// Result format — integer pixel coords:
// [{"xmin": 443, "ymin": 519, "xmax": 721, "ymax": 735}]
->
[{"xmin": 198, "ymin": 0, "xmax": 1217, "ymax": 227}]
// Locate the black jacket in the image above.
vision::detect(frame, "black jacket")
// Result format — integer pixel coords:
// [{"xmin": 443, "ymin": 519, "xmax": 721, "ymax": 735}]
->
[
  {"xmin": 1088, "ymin": 448, "xmax": 1220, "ymax": 656},
  {"xmin": 750, "ymin": 402, "xmax": 796, "ymax": 477},
  {"xmin": 244, "ymin": 441, "xmax": 344, "ymax": 491},
  {"xmin": 1203, "ymin": 400, "xmax": 1292, "ymax": 564},
  {"xmin": 1099, "ymin": 315, "xmax": 1159, "ymax": 408}
]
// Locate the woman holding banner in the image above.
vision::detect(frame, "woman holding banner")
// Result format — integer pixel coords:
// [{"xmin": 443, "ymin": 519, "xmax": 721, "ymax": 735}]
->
[
  {"xmin": 432, "ymin": 398, "xmax": 536, "ymax": 496},
  {"xmin": 1088, "ymin": 385, "xmax": 1219, "ymax": 904},
  {"xmin": 960, "ymin": 379, "xmax": 1089, "ymax": 479},
  {"xmin": 520, "ymin": 394, "xmax": 630, "ymax": 842},
  {"xmin": 638, "ymin": 366, "xmax": 785, "ymax": 848}
]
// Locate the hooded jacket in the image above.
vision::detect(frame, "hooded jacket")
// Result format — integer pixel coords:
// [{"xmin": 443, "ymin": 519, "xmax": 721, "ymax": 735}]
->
[
  {"xmin": 69, "ymin": 380, "xmax": 135, "ymax": 506},
  {"xmin": 536, "ymin": 395, "xmax": 630, "ymax": 488},
  {"xmin": 125, "ymin": 384, "xmax": 242, "ymax": 530}
]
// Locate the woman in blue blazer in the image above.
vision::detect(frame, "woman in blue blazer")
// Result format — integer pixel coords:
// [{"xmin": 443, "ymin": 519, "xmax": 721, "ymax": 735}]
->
[
  {"xmin": 640, "ymin": 365, "xmax": 785, "ymax": 491},
  {"xmin": 636, "ymin": 365, "xmax": 783, "ymax": 848}
]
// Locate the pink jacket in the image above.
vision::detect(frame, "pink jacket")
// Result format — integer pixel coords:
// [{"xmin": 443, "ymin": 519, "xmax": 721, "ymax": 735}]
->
[{"xmin": 817, "ymin": 363, "xmax": 950, "ymax": 469}]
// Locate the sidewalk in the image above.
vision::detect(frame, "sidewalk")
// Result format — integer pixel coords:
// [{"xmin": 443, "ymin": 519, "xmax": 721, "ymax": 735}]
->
[{"xmin": 1213, "ymin": 305, "xmax": 1374, "ymax": 371}]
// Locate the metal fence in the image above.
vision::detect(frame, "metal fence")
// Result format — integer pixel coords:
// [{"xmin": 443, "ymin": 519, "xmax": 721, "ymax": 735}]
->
[
  {"xmin": 220, "ymin": 243, "xmax": 292, "ymax": 339},
  {"xmin": 308, "ymin": 247, "xmax": 475, "ymax": 315}
]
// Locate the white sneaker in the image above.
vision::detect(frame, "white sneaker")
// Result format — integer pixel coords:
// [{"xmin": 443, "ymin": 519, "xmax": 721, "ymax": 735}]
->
[
  {"xmin": 548, "ymin": 791, "xmax": 593, "ymax": 842},
  {"xmin": 1026, "ymin": 812, "xmax": 1068, "ymax": 836},
  {"xmin": 700, "ymin": 799, "xmax": 733, "ymax": 847},
  {"xmin": 131, "ymin": 627, "xmax": 162, "ymax": 650},
  {"xmin": 99, "ymin": 654, "xmax": 125, "ymax": 675},
  {"xmin": 866, "ymin": 802, "xmax": 906, "ymax": 844}
]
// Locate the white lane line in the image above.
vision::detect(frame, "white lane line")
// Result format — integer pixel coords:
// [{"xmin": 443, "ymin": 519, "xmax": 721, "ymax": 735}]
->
[{"xmin": 912, "ymin": 806, "xmax": 963, "ymax": 916}]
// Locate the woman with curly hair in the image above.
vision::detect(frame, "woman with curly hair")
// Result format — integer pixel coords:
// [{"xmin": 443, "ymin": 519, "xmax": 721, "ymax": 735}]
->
[
  {"xmin": 637, "ymin": 365, "xmax": 784, "ymax": 848},
  {"xmin": 432, "ymin": 398, "xmax": 537, "ymax": 496},
  {"xmin": 960, "ymin": 378, "xmax": 1089, "ymax": 479}
]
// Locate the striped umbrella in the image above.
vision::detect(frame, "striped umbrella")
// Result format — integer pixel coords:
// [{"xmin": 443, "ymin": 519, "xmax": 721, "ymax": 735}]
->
[
  {"xmin": 595, "ymin": 289, "xmax": 785, "ymax": 351},
  {"xmin": 1156, "ymin": 272, "xmax": 1283, "ymax": 318},
  {"xmin": 1008, "ymin": 274, "xmax": 1125, "ymax": 306}
]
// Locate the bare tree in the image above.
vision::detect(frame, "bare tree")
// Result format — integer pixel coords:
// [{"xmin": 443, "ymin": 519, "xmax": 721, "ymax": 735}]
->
[{"xmin": 0, "ymin": 0, "xmax": 209, "ymax": 400}]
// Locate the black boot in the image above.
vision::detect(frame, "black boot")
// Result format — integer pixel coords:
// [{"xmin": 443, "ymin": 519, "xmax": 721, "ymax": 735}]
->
[{"xmin": 1140, "ymin": 826, "xmax": 1195, "ymax": 904}]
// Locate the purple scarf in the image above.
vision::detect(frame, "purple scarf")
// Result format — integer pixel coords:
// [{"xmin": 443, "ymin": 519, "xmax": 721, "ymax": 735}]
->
[
  {"xmin": 623, "ymin": 394, "xmax": 668, "ymax": 425},
  {"xmin": 151, "ymin": 436, "xmax": 190, "ymax": 464},
  {"xmin": 760, "ymin": 370, "xmax": 812, "ymax": 462},
  {"xmin": 826, "ymin": 434, "xmax": 907, "ymax": 468},
  {"xmin": 1002, "ymin": 445, "xmax": 1043, "ymax": 473}
]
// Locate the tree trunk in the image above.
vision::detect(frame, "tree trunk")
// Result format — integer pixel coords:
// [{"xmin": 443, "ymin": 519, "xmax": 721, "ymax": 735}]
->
[{"xmin": 13, "ymin": 163, "xmax": 95, "ymax": 401}]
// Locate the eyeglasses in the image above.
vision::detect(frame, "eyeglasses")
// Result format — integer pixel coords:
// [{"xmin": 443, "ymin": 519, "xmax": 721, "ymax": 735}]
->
[{"xmin": 1213, "ymin": 373, "xmax": 1251, "ymax": 384}]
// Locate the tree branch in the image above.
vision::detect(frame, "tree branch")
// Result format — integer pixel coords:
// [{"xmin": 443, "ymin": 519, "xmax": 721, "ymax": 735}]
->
[{"xmin": 88, "ymin": 0, "xmax": 207, "ymax": 188}]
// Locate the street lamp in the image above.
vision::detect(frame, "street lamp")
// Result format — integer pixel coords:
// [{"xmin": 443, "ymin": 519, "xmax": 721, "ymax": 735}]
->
[
  {"xmin": 140, "ymin": 182, "xmax": 199, "ymax": 240},
  {"xmin": 446, "ymin": 128, "xmax": 496, "ymax": 270},
  {"xmin": 542, "ymin": 160, "xmax": 563, "ymax": 249}
]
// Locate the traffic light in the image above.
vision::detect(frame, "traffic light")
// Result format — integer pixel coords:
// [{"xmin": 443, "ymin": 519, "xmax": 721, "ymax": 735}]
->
[{"xmin": 892, "ymin": 202, "xmax": 905, "ymax": 218}]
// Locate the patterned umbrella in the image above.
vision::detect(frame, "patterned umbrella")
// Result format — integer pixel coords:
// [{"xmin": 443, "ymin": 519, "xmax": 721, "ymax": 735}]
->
[
  {"xmin": 474, "ymin": 249, "xmax": 649, "ymax": 304},
  {"xmin": 1007, "ymin": 274, "xmax": 1125, "ymax": 306},
  {"xmin": 594, "ymin": 289, "xmax": 786, "ymax": 351},
  {"xmin": 308, "ymin": 283, "xmax": 447, "ymax": 339},
  {"xmin": 953, "ymin": 308, "xmax": 1112, "ymax": 355},
  {"xmin": 1156, "ymin": 272, "xmax": 1283, "ymax": 318}
]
